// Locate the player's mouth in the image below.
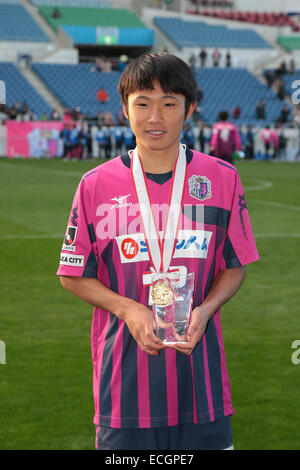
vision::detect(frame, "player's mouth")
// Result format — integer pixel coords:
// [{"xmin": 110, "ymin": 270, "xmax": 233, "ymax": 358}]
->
[{"xmin": 145, "ymin": 130, "xmax": 166, "ymax": 138}]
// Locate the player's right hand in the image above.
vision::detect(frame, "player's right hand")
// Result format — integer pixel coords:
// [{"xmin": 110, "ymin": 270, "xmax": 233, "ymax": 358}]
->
[{"xmin": 122, "ymin": 303, "xmax": 166, "ymax": 356}]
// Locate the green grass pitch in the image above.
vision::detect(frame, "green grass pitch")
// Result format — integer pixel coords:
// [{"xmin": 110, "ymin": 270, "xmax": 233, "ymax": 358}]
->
[{"xmin": 0, "ymin": 157, "xmax": 299, "ymax": 450}]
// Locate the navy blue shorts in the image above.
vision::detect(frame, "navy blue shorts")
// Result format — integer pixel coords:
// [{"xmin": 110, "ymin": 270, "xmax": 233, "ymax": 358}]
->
[{"xmin": 96, "ymin": 416, "xmax": 233, "ymax": 450}]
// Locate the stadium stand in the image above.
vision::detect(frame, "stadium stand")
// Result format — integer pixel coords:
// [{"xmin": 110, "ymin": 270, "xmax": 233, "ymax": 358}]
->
[
  {"xmin": 193, "ymin": 67, "xmax": 292, "ymax": 125},
  {"xmin": 38, "ymin": 6, "xmax": 147, "ymax": 30},
  {"xmin": 30, "ymin": 0, "xmax": 112, "ymax": 7},
  {"xmin": 277, "ymin": 36, "xmax": 300, "ymax": 52},
  {"xmin": 153, "ymin": 17, "xmax": 272, "ymax": 49},
  {"xmin": 31, "ymin": 63, "xmax": 122, "ymax": 119},
  {"xmin": 0, "ymin": 3, "xmax": 50, "ymax": 42},
  {"xmin": 0, "ymin": 62, "xmax": 52, "ymax": 117},
  {"xmin": 186, "ymin": 9, "xmax": 300, "ymax": 31},
  {"xmin": 28, "ymin": 62, "xmax": 292, "ymax": 126},
  {"xmin": 36, "ymin": 5, "xmax": 153, "ymax": 46}
]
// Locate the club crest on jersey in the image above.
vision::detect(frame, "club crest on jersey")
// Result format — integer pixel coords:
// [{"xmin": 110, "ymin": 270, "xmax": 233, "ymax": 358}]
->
[
  {"xmin": 188, "ymin": 175, "xmax": 212, "ymax": 201},
  {"xmin": 63, "ymin": 226, "xmax": 77, "ymax": 251}
]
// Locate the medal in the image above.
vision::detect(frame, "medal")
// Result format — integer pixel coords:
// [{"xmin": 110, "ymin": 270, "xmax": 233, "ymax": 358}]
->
[
  {"xmin": 151, "ymin": 279, "xmax": 174, "ymax": 306},
  {"xmin": 130, "ymin": 144, "xmax": 187, "ymax": 292}
]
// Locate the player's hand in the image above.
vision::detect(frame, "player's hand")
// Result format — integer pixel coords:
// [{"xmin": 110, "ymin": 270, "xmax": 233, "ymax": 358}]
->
[
  {"xmin": 168, "ymin": 305, "xmax": 211, "ymax": 356},
  {"xmin": 122, "ymin": 303, "xmax": 166, "ymax": 356}
]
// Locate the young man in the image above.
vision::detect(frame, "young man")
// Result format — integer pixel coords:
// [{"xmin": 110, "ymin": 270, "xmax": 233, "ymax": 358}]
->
[
  {"xmin": 210, "ymin": 110, "xmax": 242, "ymax": 164},
  {"xmin": 57, "ymin": 52, "xmax": 259, "ymax": 450}
]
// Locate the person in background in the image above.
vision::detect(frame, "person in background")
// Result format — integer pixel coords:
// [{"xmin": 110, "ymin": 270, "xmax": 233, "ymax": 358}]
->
[
  {"xmin": 260, "ymin": 125, "xmax": 279, "ymax": 160},
  {"xmin": 199, "ymin": 47, "xmax": 207, "ymax": 67},
  {"xmin": 245, "ymin": 124, "xmax": 255, "ymax": 160},
  {"xmin": 210, "ymin": 110, "xmax": 242, "ymax": 164}
]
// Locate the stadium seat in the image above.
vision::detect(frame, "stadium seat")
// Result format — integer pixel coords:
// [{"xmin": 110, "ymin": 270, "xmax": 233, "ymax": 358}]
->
[
  {"xmin": 0, "ymin": 4, "xmax": 50, "ymax": 42},
  {"xmin": 153, "ymin": 17, "xmax": 272, "ymax": 49},
  {"xmin": 0, "ymin": 62, "xmax": 52, "ymax": 117}
]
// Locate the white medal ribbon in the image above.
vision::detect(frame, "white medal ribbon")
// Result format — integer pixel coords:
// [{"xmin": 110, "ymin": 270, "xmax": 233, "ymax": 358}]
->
[{"xmin": 131, "ymin": 143, "xmax": 187, "ymax": 274}]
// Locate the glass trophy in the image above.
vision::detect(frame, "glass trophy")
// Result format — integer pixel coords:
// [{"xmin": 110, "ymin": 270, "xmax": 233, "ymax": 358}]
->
[{"xmin": 151, "ymin": 271, "xmax": 195, "ymax": 344}]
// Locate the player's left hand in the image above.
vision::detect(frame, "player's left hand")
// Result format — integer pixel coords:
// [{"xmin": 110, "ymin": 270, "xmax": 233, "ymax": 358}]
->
[{"xmin": 167, "ymin": 305, "xmax": 211, "ymax": 356}]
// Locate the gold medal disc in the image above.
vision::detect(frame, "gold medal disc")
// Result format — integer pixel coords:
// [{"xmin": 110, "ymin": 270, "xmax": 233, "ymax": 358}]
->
[{"xmin": 151, "ymin": 281, "xmax": 174, "ymax": 306}]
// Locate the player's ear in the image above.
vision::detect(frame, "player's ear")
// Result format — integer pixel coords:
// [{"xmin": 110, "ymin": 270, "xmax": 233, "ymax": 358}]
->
[
  {"xmin": 185, "ymin": 102, "xmax": 196, "ymax": 121},
  {"xmin": 122, "ymin": 103, "xmax": 129, "ymax": 120}
]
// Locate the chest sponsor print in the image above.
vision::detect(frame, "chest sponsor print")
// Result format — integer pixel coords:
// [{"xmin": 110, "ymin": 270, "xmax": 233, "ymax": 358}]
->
[{"xmin": 116, "ymin": 230, "xmax": 212, "ymax": 264}]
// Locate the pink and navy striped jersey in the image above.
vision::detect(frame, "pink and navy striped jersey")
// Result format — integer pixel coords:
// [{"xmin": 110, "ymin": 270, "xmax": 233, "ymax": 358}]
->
[
  {"xmin": 57, "ymin": 148, "xmax": 259, "ymax": 428},
  {"xmin": 210, "ymin": 121, "xmax": 242, "ymax": 158}
]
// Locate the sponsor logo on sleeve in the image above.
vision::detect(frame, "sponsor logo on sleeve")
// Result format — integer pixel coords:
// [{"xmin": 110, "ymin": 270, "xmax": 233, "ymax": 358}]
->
[
  {"xmin": 63, "ymin": 225, "xmax": 77, "ymax": 251},
  {"xmin": 60, "ymin": 253, "xmax": 84, "ymax": 267}
]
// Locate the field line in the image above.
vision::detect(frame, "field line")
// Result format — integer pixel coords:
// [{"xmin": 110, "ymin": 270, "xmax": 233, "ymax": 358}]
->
[
  {"xmin": 249, "ymin": 199, "xmax": 300, "ymax": 212},
  {"xmin": 244, "ymin": 179, "xmax": 273, "ymax": 191},
  {"xmin": 0, "ymin": 164, "xmax": 273, "ymax": 191}
]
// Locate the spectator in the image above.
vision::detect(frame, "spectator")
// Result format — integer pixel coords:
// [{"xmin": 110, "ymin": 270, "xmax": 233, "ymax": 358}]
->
[
  {"xmin": 0, "ymin": 104, "xmax": 8, "ymax": 122},
  {"xmin": 255, "ymin": 99, "xmax": 266, "ymax": 120},
  {"xmin": 96, "ymin": 87, "xmax": 108, "ymax": 103},
  {"xmin": 279, "ymin": 104, "xmax": 290, "ymax": 124},
  {"xmin": 225, "ymin": 50, "xmax": 231, "ymax": 67},
  {"xmin": 95, "ymin": 56, "xmax": 104, "ymax": 72},
  {"xmin": 245, "ymin": 124, "xmax": 255, "ymax": 160},
  {"xmin": 232, "ymin": 106, "xmax": 241, "ymax": 120},
  {"xmin": 103, "ymin": 127, "xmax": 112, "ymax": 158},
  {"xmin": 277, "ymin": 129, "xmax": 287, "ymax": 160},
  {"xmin": 96, "ymin": 127, "xmax": 106, "ymax": 159},
  {"xmin": 188, "ymin": 52, "xmax": 197, "ymax": 71},
  {"xmin": 102, "ymin": 58, "xmax": 112, "ymax": 73},
  {"xmin": 60, "ymin": 123, "xmax": 72, "ymax": 159},
  {"xmin": 116, "ymin": 108, "xmax": 126, "ymax": 126},
  {"xmin": 123, "ymin": 126, "xmax": 135, "ymax": 151},
  {"xmin": 276, "ymin": 80, "xmax": 286, "ymax": 100},
  {"xmin": 63, "ymin": 107, "xmax": 72, "ymax": 122},
  {"xmin": 103, "ymin": 111, "xmax": 114, "ymax": 127},
  {"xmin": 191, "ymin": 104, "xmax": 202, "ymax": 123},
  {"xmin": 289, "ymin": 58, "xmax": 295, "ymax": 75},
  {"xmin": 291, "ymin": 105, "xmax": 300, "ymax": 127},
  {"xmin": 51, "ymin": 108, "xmax": 60, "ymax": 121},
  {"xmin": 40, "ymin": 112, "xmax": 49, "ymax": 122},
  {"xmin": 198, "ymin": 121, "xmax": 206, "ymax": 153},
  {"xmin": 212, "ymin": 48, "xmax": 221, "ymax": 67},
  {"xmin": 199, "ymin": 48, "xmax": 207, "ymax": 67},
  {"xmin": 196, "ymin": 86, "xmax": 203, "ymax": 104},
  {"xmin": 265, "ymin": 70, "xmax": 274, "ymax": 88},
  {"xmin": 9, "ymin": 102, "xmax": 19, "ymax": 120},
  {"xmin": 181, "ymin": 122, "xmax": 195, "ymax": 148},
  {"xmin": 52, "ymin": 8, "xmax": 61, "ymax": 18},
  {"xmin": 112, "ymin": 125, "xmax": 124, "ymax": 155},
  {"xmin": 72, "ymin": 106, "xmax": 82, "ymax": 121}
]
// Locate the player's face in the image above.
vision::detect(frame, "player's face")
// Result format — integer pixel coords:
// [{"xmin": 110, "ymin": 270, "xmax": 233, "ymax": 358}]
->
[{"xmin": 123, "ymin": 82, "xmax": 195, "ymax": 156}]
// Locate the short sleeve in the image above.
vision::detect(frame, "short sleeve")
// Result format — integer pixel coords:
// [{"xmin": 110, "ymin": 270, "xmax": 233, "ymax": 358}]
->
[
  {"xmin": 56, "ymin": 178, "xmax": 98, "ymax": 278},
  {"xmin": 223, "ymin": 172, "xmax": 259, "ymax": 268}
]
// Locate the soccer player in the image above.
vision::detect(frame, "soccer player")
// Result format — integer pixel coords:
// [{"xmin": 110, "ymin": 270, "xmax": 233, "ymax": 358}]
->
[
  {"xmin": 210, "ymin": 110, "xmax": 242, "ymax": 164},
  {"xmin": 57, "ymin": 52, "xmax": 259, "ymax": 451}
]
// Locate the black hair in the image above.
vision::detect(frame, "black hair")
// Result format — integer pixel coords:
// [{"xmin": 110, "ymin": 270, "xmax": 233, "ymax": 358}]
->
[
  {"xmin": 218, "ymin": 111, "xmax": 229, "ymax": 121},
  {"xmin": 118, "ymin": 52, "xmax": 196, "ymax": 117}
]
